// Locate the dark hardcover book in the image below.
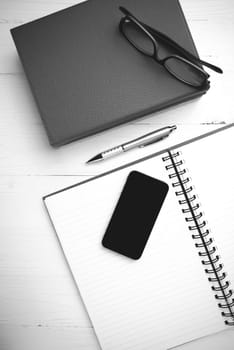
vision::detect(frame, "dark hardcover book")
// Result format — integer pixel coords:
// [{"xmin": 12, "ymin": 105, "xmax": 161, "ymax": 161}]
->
[{"xmin": 11, "ymin": 0, "xmax": 207, "ymax": 146}]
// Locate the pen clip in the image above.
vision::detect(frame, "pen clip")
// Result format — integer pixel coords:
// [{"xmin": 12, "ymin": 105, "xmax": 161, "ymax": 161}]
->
[{"xmin": 139, "ymin": 136, "xmax": 167, "ymax": 148}]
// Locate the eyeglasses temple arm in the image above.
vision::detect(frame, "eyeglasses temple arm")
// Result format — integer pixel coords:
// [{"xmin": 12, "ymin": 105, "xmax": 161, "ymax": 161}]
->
[{"xmin": 144, "ymin": 24, "xmax": 223, "ymax": 74}]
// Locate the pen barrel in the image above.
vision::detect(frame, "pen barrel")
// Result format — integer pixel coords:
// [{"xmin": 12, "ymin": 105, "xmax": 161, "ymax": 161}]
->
[
  {"xmin": 123, "ymin": 128, "xmax": 171, "ymax": 151},
  {"xmin": 102, "ymin": 145, "xmax": 124, "ymax": 159}
]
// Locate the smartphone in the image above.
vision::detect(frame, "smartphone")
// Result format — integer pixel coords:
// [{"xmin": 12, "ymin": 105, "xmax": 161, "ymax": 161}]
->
[{"xmin": 102, "ymin": 171, "xmax": 169, "ymax": 259}]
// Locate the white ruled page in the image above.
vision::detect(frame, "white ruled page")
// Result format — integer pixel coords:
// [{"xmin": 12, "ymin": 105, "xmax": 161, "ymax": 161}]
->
[{"xmin": 44, "ymin": 127, "xmax": 233, "ymax": 350}]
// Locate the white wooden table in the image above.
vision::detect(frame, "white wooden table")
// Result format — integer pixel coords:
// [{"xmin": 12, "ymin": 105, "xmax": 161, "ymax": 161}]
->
[{"xmin": 1, "ymin": 0, "xmax": 234, "ymax": 349}]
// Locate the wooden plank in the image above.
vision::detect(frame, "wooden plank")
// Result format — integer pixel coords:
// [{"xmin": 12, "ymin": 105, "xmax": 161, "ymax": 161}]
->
[
  {"xmin": 0, "ymin": 175, "xmax": 94, "ymax": 328},
  {"xmin": 0, "ymin": 325, "xmax": 100, "ymax": 350}
]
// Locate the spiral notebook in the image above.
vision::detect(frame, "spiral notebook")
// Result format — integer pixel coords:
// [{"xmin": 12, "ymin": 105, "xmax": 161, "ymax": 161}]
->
[{"xmin": 44, "ymin": 124, "xmax": 234, "ymax": 350}]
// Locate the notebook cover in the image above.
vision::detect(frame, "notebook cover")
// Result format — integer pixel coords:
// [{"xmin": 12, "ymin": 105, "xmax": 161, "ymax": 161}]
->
[{"xmin": 11, "ymin": 0, "xmax": 208, "ymax": 146}]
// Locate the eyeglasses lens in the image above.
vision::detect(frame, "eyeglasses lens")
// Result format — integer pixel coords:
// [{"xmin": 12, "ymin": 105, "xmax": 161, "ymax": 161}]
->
[
  {"xmin": 164, "ymin": 57, "xmax": 207, "ymax": 87},
  {"xmin": 123, "ymin": 19, "xmax": 155, "ymax": 56}
]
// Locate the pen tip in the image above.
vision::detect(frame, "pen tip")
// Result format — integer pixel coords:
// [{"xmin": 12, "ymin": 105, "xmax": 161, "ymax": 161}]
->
[
  {"xmin": 171, "ymin": 125, "xmax": 177, "ymax": 131},
  {"xmin": 86, "ymin": 154, "xmax": 103, "ymax": 164}
]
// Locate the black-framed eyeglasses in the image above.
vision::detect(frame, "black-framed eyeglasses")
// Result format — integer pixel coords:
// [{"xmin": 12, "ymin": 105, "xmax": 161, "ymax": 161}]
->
[{"xmin": 119, "ymin": 7, "xmax": 223, "ymax": 89}]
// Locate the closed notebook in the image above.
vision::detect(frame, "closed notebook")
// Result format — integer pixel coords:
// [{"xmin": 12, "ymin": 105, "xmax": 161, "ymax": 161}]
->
[
  {"xmin": 44, "ymin": 124, "xmax": 234, "ymax": 350},
  {"xmin": 11, "ymin": 0, "xmax": 208, "ymax": 146}
]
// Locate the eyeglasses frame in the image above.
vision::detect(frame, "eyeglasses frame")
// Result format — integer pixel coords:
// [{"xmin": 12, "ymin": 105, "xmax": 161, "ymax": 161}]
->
[{"xmin": 119, "ymin": 7, "xmax": 213, "ymax": 88}]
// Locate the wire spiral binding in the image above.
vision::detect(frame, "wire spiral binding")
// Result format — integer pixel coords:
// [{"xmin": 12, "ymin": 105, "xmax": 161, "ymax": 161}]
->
[{"xmin": 162, "ymin": 150, "xmax": 234, "ymax": 326}]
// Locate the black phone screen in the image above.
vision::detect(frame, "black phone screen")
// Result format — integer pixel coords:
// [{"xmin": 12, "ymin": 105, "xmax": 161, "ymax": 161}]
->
[{"xmin": 102, "ymin": 171, "xmax": 169, "ymax": 259}]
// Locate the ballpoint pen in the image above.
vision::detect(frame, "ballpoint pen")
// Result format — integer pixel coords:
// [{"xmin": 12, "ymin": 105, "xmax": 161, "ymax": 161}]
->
[{"xmin": 86, "ymin": 125, "xmax": 177, "ymax": 164}]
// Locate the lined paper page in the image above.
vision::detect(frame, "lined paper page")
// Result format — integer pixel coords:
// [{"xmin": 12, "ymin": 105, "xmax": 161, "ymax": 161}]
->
[{"xmin": 44, "ymin": 128, "xmax": 232, "ymax": 350}]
